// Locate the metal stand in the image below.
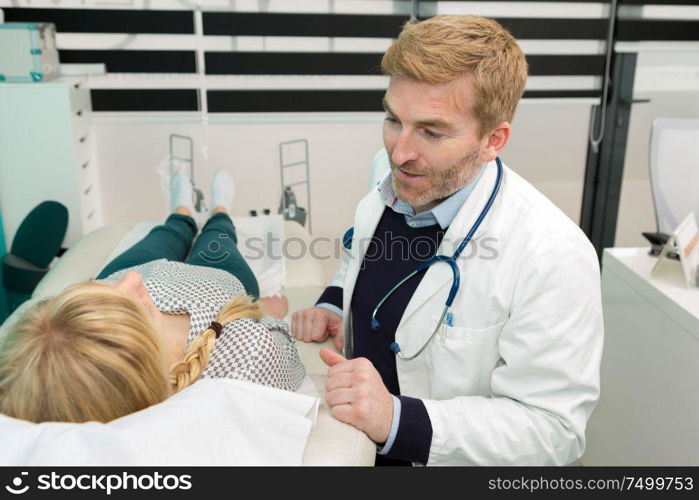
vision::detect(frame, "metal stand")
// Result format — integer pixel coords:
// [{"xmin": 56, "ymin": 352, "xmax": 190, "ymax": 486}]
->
[
  {"xmin": 580, "ymin": 52, "xmax": 638, "ymax": 260},
  {"xmin": 169, "ymin": 134, "xmax": 205, "ymax": 212},
  {"xmin": 278, "ymin": 139, "xmax": 312, "ymax": 233}
]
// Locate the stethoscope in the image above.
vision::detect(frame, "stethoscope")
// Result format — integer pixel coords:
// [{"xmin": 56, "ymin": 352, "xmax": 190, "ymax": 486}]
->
[{"xmin": 363, "ymin": 156, "xmax": 504, "ymax": 361}]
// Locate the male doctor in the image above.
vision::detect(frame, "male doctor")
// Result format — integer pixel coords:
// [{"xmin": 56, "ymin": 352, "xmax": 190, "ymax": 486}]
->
[{"xmin": 292, "ymin": 15, "xmax": 603, "ymax": 466}]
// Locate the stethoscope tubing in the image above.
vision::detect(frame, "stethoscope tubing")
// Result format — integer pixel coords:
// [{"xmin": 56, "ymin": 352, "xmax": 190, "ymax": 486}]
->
[{"xmin": 373, "ymin": 156, "xmax": 504, "ymax": 361}]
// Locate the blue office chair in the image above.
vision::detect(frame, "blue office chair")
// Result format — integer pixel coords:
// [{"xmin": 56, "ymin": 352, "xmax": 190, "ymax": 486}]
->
[{"xmin": 1, "ymin": 201, "xmax": 68, "ymax": 313}]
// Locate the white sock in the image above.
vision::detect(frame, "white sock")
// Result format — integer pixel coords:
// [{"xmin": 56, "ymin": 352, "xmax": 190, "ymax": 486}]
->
[
  {"xmin": 170, "ymin": 167, "xmax": 195, "ymax": 213},
  {"xmin": 210, "ymin": 169, "xmax": 235, "ymax": 213}
]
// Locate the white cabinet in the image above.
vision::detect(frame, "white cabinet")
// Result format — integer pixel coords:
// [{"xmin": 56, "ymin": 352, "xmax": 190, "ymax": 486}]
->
[
  {"xmin": 583, "ymin": 248, "xmax": 699, "ymax": 465},
  {"xmin": 0, "ymin": 76, "xmax": 102, "ymax": 248}
]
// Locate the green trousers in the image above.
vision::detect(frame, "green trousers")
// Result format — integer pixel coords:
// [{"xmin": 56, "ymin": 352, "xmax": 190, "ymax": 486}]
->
[{"xmin": 97, "ymin": 213, "xmax": 259, "ymax": 298}]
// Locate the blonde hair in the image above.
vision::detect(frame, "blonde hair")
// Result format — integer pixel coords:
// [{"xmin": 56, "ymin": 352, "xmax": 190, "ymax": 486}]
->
[
  {"xmin": 169, "ymin": 295, "xmax": 262, "ymax": 392},
  {"xmin": 0, "ymin": 282, "xmax": 262, "ymax": 423},
  {"xmin": 381, "ymin": 15, "xmax": 528, "ymax": 138}
]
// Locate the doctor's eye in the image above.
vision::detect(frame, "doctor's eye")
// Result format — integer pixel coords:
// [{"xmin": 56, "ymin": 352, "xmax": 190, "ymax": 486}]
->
[
  {"xmin": 421, "ymin": 128, "xmax": 442, "ymax": 140},
  {"xmin": 384, "ymin": 116, "xmax": 399, "ymax": 125}
]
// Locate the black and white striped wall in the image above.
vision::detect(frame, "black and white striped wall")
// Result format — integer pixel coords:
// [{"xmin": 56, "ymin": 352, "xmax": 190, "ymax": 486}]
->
[
  {"xmin": 2, "ymin": 0, "xmax": 698, "ymax": 257},
  {"xmin": 3, "ymin": 0, "xmax": 696, "ymax": 114}
]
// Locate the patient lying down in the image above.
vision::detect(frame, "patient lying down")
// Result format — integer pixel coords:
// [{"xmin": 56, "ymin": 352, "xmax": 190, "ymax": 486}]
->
[{"xmin": 0, "ymin": 169, "xmax": 305, "ymax": 423}]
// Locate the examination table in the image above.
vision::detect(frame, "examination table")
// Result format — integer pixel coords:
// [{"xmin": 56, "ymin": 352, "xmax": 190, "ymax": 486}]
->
[{"xmin": 0, "ymin": 219, "xmax": 375, "ymax": 466}]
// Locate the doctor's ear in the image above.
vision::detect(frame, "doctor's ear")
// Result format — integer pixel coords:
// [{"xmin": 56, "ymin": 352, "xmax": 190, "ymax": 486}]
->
[{"xmin": 478, "ymin": 121, "xmax": 511, "ymax": 163}]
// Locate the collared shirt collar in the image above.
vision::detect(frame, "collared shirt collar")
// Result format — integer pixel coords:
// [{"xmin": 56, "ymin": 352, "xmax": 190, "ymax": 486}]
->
[{"xmin": 377, "ymin": 163, "xmax": 487, "ymax": 230}]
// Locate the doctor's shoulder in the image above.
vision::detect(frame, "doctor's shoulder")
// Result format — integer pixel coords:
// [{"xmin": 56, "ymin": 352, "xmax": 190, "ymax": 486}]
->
[{"xmin": 498, "ymin": 169, "xmax": 598, "ymax": 270}]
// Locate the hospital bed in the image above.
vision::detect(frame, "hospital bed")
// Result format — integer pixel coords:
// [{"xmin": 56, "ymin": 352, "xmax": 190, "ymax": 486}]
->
[{"xmin": 0, "ymin": 217, "xmax": 375, "ymax": 466}]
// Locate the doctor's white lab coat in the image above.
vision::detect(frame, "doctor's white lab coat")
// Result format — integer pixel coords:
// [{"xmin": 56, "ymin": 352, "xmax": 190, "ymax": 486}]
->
[{"xmin": 330, "ymin": 159, "xmax": 604, "ymax": 466}]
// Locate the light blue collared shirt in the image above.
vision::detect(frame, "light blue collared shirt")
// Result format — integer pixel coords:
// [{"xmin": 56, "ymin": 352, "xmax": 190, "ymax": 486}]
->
[{"xmin": 379, "ymin": 163, "xmax": 487, "ymax": 230}]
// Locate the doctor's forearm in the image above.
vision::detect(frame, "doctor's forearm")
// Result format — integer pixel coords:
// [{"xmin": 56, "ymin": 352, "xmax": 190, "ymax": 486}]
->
[
  {"xmin": 315, "ymin": 285, "xmax": 343, "ymax": 312},
  {"xmin": 380, "ymin": 396, "xmax": 433, "ymax": 465}
]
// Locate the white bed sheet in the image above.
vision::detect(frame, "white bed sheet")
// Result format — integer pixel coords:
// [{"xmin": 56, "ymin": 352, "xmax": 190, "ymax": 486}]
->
[{"xmin": 0, "ymin": 378, "xmax": 319, "ymax": 466}]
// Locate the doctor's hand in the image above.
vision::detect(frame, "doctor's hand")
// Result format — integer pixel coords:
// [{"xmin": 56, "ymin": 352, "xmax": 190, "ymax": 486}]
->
[
  {"xmin": 291, "ymin": 307, "xmax": 344, "ymax": 351},
  {"xmin": 320, "ymin": 348, "xmax": 393, "ymax": 444}
]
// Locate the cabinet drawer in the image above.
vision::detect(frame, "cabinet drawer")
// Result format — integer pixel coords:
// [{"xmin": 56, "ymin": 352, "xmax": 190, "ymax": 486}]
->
[
  {"xmin": 73, "ymin": 123, "xmax": 90, "ymax": 149},
  {"xmin": 69, "ymin": 84, "xmax": 91, "ymax": 116},
  {"xmin": 82, "ymin": 203, "xmax": 102, "ymax": 233},
  {"xmin": 70, "ymin": 85, "xmax": 91, "ymax": 144},
  {"xmin": 76, "ymin": 157, "xmax": 98, "ymax": 193},
  {"xmin": 79, "ymin": 180, "xmax": 100, "ymax": 216},
  {"xmin": 76, "ymin": 156, "xmax": 92, "ymax": 178},
  {"xmin": 75, "ymin": 129, "xmax": 92, "ymax": 165}
]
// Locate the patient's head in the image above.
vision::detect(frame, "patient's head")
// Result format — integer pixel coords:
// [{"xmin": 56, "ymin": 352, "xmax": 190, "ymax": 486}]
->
[
  {"xmin": 0, "ymin": 275, "xmax": 263, "ymax": 424},
  {"xmin": 0, "ymin": 282, "xmax": 171, "ymax": 423}
]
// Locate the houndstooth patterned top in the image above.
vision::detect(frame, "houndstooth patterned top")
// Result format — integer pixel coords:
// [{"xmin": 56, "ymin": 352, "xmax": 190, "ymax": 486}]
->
[{"xmin": 96, "ymin": 259, "xmax": 305, "ymax": 392}]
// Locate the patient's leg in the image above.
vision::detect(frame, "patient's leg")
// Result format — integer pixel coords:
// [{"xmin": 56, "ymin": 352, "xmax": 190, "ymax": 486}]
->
[
  {"xmin": 186, "ymin": 208, "xmax": 260, "ymax": 299},
  {"xmin": 96, "ymin": 208, "xmax": 197, "ymax": 279}
]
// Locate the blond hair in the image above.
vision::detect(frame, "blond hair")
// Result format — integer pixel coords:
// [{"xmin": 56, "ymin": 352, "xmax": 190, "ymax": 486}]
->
[
  {"xmin": 381, "ymin": 15, "xmax": 528, "ymax": 138},
  {"xmin": 169, "ymin": 295, "xmax": 262, "ymax": 392},
  {"xmin": 0, "ymin": 282, "xmax": 261, "ymax": 423}
]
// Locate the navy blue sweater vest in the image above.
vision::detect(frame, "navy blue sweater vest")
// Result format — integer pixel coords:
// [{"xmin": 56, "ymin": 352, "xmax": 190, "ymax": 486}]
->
[{"xmin": 316, "ymin": 207, "xmax": 447, "ymax": 464}]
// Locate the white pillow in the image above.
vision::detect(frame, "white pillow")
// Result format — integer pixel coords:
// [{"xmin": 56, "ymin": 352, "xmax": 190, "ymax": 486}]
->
[{"xmin": 0, "ymin": 378, "xmax": 319, "ymax": 466}]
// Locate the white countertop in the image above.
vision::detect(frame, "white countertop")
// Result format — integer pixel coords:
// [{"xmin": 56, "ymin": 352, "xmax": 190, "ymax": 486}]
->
[{"xmin": 603, "ymin": 247, "xmax": 699, "ymax": 335}]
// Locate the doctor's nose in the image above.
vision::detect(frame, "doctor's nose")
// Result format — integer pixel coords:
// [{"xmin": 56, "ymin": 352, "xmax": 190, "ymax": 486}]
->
[{"xmin": 390, "ymin": 132, "xmax": 419, "ymax": 167}]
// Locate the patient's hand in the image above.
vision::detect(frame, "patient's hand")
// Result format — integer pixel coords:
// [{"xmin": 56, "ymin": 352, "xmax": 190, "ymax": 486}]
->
[
  {"xmin": 259, "ymin": 295, "xmax": 289, "ymax": 319},
  {"xmin": 291, "ymin": 307, "xmax": 344, "ymax": 351}
]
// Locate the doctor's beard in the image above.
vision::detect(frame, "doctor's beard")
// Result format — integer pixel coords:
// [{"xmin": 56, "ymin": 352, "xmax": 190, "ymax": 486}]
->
[{"xmin": 390, "ymin": 149, "xmax": 482, "ymax": 211}]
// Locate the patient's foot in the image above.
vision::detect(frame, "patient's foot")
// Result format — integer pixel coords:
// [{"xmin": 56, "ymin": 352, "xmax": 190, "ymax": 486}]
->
[
  {"xmin": 210, "ymin": 169, "xmax": 235, "ymax": 214},
  {"xmin": 259, "ymin": 295, "xmax": 289, "ymax": 319},
  {"xmin": 171, "ymin": 167, "xmax": 195, "ymax": 214},
  {"xmin": 175, "ymin": 206, "xmax": 193, "ymax": 217}
]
